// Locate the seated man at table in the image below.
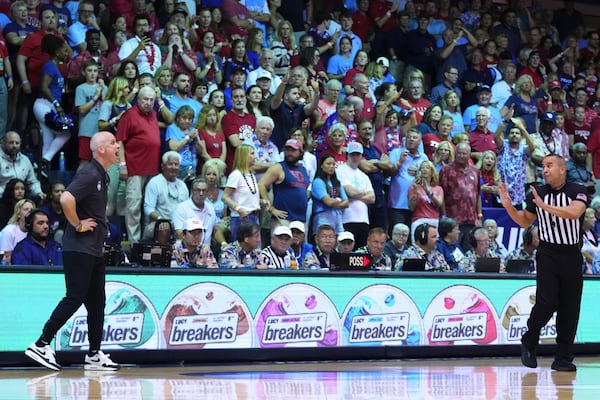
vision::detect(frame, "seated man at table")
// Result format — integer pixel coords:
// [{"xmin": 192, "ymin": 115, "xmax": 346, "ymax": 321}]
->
[
  {"xmin": 12, "ymin": 209, "xmax": 63, "ymax": 266},
  {"xmin": 260, "ymin": 225, "xmax": 295, "ymax": 269},
  {"xmin": 337, "ymin": 231, "xmax": 355, "ymax": 253},
  {"xmin": 355, "ymin": 227, "xmax": 393, "ymax": 271},
  {"xmin": 290, "ymin": 221, "xmax": 312, "ymax": 266},
  {"xmin": 384, "ymin": 223, "xmax": 409, "ymax": 267},
  {"xmin": 459, "ymin": 227, "xmax": 505, "ymax": 272},
  {"xmin": 437, "ymin": 217, "xmax": 465, "ymax": 271},
  {"xmin": 220, "ymin": 220, "xmax": 267, "ymax": 269},
  {"xmin": 303, "ymin": 224, "xmax": 338, "ymax": 270},
  {"xmin": 505, "ymin": 225, "xmax": 538, "ymax": 273},
  {"xmin": 396, "ymin": 223, "xmax": 449, "ymax": 272},
  {"xmin": 171, "ymin": 219, "xmax": 217, "ymax": 268}
]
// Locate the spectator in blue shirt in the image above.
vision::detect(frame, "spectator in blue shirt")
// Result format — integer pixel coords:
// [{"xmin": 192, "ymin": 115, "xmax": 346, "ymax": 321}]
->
[{"xmin": 11, "ymin": 208, "xmax": 63, "ymax": 266}]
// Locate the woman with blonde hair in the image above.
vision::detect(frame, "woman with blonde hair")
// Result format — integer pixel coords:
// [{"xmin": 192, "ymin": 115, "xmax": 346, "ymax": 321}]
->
[
  {"xmin": 442, "ymin": 90, "xmax": 464, "ymax": 137},
  {"xmin": 196, "ymin": 104, "xmax": 226, "ymax": 173},
  {"xmin": 477, "ymin": 150, "xmax": 502, "ymax": 208},
  {"xmin": 202, "ymin": 159, "xmax": 227, "ymax": 220},
  {"xmin": 222, "ymin": 144, "xmax": 261, "ymax": 241},
  {"xmin": 98, "ymin": 76, "xmax": 131, "ymax": 132},
  {"xmin": 271, "ymin": 20, "xmax": 296, "ymax": 77},
  {"xmin": 153, "ymin": 66, "xmax": 175, "ymax": 99},
  {"xmin": 500, "ymin": 74, "xmax": 538, "ymax": 134},
  {"xmin": 433, "ymin": 140, "xmax": 455, "ymax": 172},
  {"xmin": 0, "ymin": 199, "xmax": 35, "ymax": 264},
  {"xmin": 408, "ymin": 160, "xmax": 444, "ymax": 242}
]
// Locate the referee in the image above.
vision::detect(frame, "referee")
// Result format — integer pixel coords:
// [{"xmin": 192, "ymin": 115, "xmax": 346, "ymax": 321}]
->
[
  {"xmin": 499, "ymin": 153, "xmax": 588, "ymax": 371},
  {"xmin": 25, "ymin": 132, "xmax": 120, "ymax": 371}
]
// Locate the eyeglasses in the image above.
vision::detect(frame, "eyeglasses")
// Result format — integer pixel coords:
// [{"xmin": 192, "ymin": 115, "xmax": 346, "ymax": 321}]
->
[
  {"xmin": 476, "ymin": 239, "xmax": 490, "ymax": 244},
  {"xmin": 192, "ymin": 188, "xmax": 207, "ymax": 193}
]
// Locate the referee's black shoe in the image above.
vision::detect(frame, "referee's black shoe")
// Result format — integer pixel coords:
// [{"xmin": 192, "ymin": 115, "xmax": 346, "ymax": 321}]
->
[
  {"xmin": 551, "ymin": 359, "xmax": 577, "ymax": 372},
  {"xmin": 520, "ymin": 343, "xmax": 537, "ymax": 368}
]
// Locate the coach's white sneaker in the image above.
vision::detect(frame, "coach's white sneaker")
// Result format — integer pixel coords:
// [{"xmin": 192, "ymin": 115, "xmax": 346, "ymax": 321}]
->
[
  {"xmin": 84, "ymin": 350, "xmax": 120, "ymax": 371},
  {"xmin": 25, "ymin": 342, "xmax": 61, "ymax": 371}
]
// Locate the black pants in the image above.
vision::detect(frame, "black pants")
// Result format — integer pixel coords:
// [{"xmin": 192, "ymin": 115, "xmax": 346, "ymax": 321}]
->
[
  {"xmin": 41, "ymin": 252, "xmax": 106, "ymax": 351},
  {"xmin": 521, "ymin": 242, "xmax": 583, "ymax": 361}
]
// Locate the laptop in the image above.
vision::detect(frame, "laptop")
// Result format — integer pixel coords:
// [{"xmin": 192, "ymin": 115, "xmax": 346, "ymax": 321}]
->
[
  {"xmin": 474, "ymin": 257, "xmax": 501, "ymax": 273},
  {"xmin": 506, "ymin": 259, "xmax": 533, "ymax": 274},
  {"xmin": 131, "ymin": 243, "xmax": 172, "ymax": 267},
  {"xmin": 401, "ymin": 258, "xmax": 427, "ymax": 272},
  {"xmin": 329, "ymin": 253, "xmax": 373, "ymax": 271}
]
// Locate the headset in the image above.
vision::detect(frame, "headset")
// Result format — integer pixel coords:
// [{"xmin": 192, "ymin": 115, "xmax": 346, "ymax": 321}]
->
[
  {"xmin": 415, "ymin": 223, "xmax": 431, "ymax": 245},
  {"xmin": 24, "ymin": 208, "xmax": 49, "ymax": 233},
  {"xmin": 522, "ymin": 225, "xmax": 536, "ymax": 246},
  {"xmin": 469, "ymin": 227, "xmax": 488, "ymax": 249}
]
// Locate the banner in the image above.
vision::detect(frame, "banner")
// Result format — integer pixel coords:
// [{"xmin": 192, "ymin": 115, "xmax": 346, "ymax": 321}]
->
[{"xmin": 2, "ymin": 270, "xmax": 599, "ymax": 353}]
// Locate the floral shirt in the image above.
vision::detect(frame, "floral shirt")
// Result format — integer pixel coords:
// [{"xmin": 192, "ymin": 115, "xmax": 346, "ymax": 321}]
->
[
  {"xmin": 171, "ymin": 239, "xmax": 218, "ymax": 269},
  {"xmin": 459, "ymin": 249, "xmax": 505, "ymax": 272},
  {"xmin": 355, "ymin": 245, "xmax": 393, "ymax": 271},
  {"xmin": 219, "ymin": 241, "xmax": 264, "ymax": 269},
  {"xmin": 505, "ymin": 246, "xmax": 537, "ymax": 272},
  {"xmin": 395, "ymin": 245, "xmax": 450, "ymax": 272},
  {"xmin": 302, "ymin": 246, "xmax": 334, "ymax": 270},
  {"xmin": 497, "ymin": 142, "xmax": 529, "ymax": 206}
]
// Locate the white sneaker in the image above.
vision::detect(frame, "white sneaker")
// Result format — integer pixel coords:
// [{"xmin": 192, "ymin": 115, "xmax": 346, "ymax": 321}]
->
[
  {"xmin": 25, "ymin": 342, "xmax": 61, "ymax": 371},
  {"xmin": 84, "ymin": 350, "xmax": 120, "ymax": 371}
]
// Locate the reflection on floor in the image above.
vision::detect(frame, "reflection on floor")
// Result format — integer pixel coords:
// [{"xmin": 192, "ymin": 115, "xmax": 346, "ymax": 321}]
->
[{"xmin": 2, "ymin": 357, "xmax": 600, "ymax": 400}]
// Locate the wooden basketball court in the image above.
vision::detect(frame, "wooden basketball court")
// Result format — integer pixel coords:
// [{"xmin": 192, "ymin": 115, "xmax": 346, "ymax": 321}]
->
[{"xmin": 2, "ymin": 356, "xmax": 599, "ymax": 399}]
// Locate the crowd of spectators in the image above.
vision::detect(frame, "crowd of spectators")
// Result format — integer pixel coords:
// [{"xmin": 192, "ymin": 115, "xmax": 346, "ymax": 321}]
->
[{"xmin": 1, "ymin": 0, "xmax": 600, "ymax": 273}]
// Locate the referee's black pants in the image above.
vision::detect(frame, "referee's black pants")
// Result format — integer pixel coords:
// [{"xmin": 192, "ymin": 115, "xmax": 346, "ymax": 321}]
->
[
  {"xmin": 522, "ymin": 242, "xmax": 583, "ymax": 361},
  {"xmin": 41, "ymin": 252, "xmax": 106, "ymax": 351}
]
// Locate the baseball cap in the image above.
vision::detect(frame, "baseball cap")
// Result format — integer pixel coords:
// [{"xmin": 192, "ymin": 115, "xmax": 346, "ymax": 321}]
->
[
  {"xmin": 289, "ymin": 221, "xmax": 305, "ymax": 233},
  {"xmin": 172, "ymin": 7, "xmax": 188, "ymax": 17},
  {"xmin": 376, "ymin": 57, "xmax": 390, "ymax": 67},
  {"xmin": 346, "ymin": 141, "xmax": 363, "ymax": 154},
  {"xmin": 284, "ymin": 139, "xmax": 303, "ymax": 150},
  {"xmin": 478, "ymin": 84, "xmax": 491, "ymax": 92},
  {"xmin": 184, "ymin": 219, "xmax": 204, "ymax": 231},
  {"xmin": 541, "ymin": 111, "xmax": 556, "ymax": 123},
  {"xmin": 231, "ymin": 66, "xmax": 247, "ymax": 75},
  {"xmin": 338, "ymin": 231, "xmax": 355, "ymax": 242},
  {"xmin": 548, "ymin": 80, "xmax": 561, "ymax": 90},
  {"xmin": 256, "ymin": 70, "xmax": 272, "ymax": 80},
  {"xmin": 272, "ymin": 225, "xmax": 292, "ymax": 238}
]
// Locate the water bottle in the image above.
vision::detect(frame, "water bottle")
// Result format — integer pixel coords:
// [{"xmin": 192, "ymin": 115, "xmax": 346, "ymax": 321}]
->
[
  {"xmin": 283, "ymin": 254, "xmax": 291, "ymax": 270},
  {"xmin": 243, "ymin": 253, "xmax": 253, "ymax": 268},
  {"xmin": 59, "ymin": 152, "xmax": 66, "ymax": 171},
  {"xmin": 290, "ymin": 255, "xmax": 298, "ymax": 270}
]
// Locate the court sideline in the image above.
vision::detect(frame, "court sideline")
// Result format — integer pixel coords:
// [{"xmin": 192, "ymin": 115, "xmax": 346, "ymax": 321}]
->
[{"xmin": 2, "ymin": 356, "xmax": 600, "ymax": 399}]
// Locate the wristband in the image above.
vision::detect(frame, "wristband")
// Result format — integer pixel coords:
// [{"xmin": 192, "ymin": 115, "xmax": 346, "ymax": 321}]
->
[
  {"xmin": 119, "ymin": 162, "xmax": 127, "ymax": 169},
  {"xmin": 52, "ymin": 100, "xmax": 61, "ymax": 107},
  {"xmin": 75, "ymin": 223, "xmax": 85, "ymax": 232},
  {"xmin": 563, "ymin": 103, "xmax": 570, "ymax": 108},
  {"xmin": 21, "ymin": 79, "xmax": 29, "ymax": 85},
  {"xmin": 7, "ymin": 75, "xmax": 12, "ymax": 79}
]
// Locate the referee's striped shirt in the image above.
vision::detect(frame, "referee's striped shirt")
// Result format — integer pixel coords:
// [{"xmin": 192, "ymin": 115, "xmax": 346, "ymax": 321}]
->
[
  {"xmin": 526, "ymin": 182, "xmax": 589, "ymax": 245},
  {"xmin": 260, "ymin": 247, "xmax": 294, "ymax": 269}
]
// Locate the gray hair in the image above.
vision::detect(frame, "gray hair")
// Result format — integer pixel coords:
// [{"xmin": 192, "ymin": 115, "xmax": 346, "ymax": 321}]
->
[
  {"xmin": 138, "ymin": 85, "xmax": 156, "ymax": 99},
  {"xmin": 392, "ymin": 223, "xmax": 409, "ymax": 234},
  {"xmin": 256, "ymin": 115, "xmax": 275, "ymax": 130},
  {"xmin": 328, "ymin": 122, "xmax": 348, "ymax": 138},
  {"xmin": 162, "ymin": 151, "xmax": 182, "ymax": 164}
]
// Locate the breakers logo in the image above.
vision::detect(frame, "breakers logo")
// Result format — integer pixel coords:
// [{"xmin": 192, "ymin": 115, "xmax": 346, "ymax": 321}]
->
[
  {"xmin": 168, "ymin": 314, "xmax": 238, "ymax": 346},
  {"xmin": 69, "ymin": 313, "xmax": 144, "ymax": 346},
  {"xmin": 349, "ymin": 313, "xmax": 409, "ymax": 342},
  {"xmin": 262, "ymin": 312, "xmax": 326, "ymax": 344},
  {"xmin": 506, "ymin": 314, "xmax": 557, "ymax": 342},
  {"xmin": 430, "ymin": 313, "xmax": 486, "ymax": 342}
]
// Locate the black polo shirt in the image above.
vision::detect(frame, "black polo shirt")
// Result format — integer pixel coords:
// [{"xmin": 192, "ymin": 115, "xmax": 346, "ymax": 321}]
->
[{"xmin": 61, "ymin": 158, "xmax": 109, "ymax": 257}]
